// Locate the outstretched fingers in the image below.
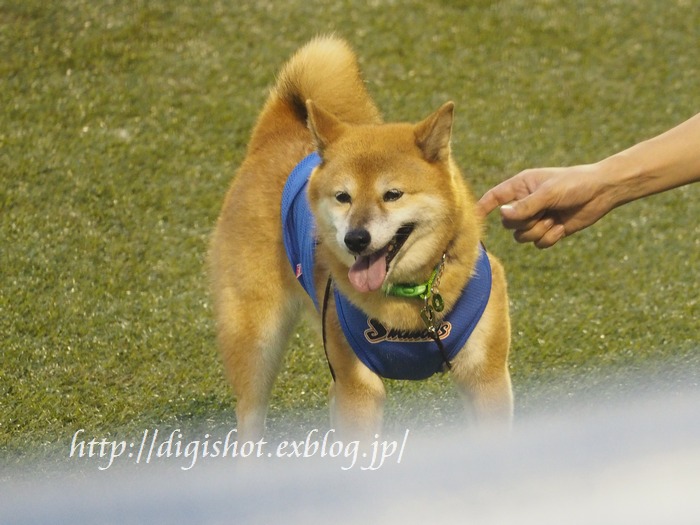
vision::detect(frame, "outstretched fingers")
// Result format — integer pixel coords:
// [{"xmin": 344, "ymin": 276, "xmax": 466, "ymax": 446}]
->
[{"xmin": 516, "ymin": 222, "xmax": 566, "ymax": 248}]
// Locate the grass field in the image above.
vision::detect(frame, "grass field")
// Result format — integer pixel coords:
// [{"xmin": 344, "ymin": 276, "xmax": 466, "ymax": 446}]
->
[{"xmin": 2, "ymin": 0, "xmax": 698, "ymax": 468}]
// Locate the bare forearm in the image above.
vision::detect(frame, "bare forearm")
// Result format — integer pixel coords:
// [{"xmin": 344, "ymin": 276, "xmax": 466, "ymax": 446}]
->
[{"xmin": 599, "ymin": 112, "xmax": 700, "ymax": 209}]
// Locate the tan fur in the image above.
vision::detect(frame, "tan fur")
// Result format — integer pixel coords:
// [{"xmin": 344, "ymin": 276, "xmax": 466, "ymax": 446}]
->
[{"xmin": 209, "ymin": 36, "xmax": 512, "ymax": 440}]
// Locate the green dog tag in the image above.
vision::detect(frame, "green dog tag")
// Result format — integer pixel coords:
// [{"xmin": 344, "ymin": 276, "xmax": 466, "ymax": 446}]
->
[{"xmin": 432, "ymin": 293, "xmax": 444, "ymax": 312}]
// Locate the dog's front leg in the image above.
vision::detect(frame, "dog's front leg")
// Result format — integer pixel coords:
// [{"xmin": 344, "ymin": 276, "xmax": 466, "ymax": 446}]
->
[
  {"xmin": 328, "ymin": 370, "xmax": 385, "ymax": 440},
  {"xmin": 324, "ymin": 315, "xmax": 386, "ymax": 440}
]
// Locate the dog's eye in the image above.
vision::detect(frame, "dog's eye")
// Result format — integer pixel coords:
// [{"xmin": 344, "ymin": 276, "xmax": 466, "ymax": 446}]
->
[
  {"xmin": 335, "ymin": 191, "xmax": 352, "ymax": 204},
  {"xmin": 383, "ymin": 189, "xmax": 403, "ymax": 202}
]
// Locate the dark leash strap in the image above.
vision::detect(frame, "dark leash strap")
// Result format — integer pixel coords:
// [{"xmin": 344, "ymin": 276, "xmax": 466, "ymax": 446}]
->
[
  {"xmin": 321, "ymin": 275, "xmax": 337, "ymax": 381},
  {"xmin": 430, "ymin": 326, "xmax": 453, "ymax": 373},
  {"xmin": 420, "ymin": 289, "xmax": 453, "ymax": 373}
]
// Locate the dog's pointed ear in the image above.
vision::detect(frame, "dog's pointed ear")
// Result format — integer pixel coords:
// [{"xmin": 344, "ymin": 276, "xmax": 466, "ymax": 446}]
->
[
  {"xmin": 414, "ymin": 101, "xmax": 455, "ymax": 163},
  {"xmin": 306, "ymin": 100, "xmax": 345, "ymax": 156}
]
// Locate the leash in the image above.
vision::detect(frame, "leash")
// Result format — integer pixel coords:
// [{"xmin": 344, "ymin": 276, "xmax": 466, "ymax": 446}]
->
[{"xmin": 321, "ymin": 275, "xmax": 336, "ymax": 381}]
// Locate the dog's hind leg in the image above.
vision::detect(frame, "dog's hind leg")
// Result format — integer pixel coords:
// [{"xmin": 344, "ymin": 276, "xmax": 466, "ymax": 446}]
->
[{"xmin": 215, "ymin": 287, "xmax": 301, "ymax": 441}]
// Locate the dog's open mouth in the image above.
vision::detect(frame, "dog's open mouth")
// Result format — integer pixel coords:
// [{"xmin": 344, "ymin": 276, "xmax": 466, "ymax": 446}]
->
[{"xmin": 347, "ymin": 224, "xmax": 414, "ymax": 293}]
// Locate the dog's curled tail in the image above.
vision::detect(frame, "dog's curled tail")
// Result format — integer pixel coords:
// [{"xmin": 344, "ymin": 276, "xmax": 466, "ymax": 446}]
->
[{"xmin": 274, "ymin": 35, "xmax": 381, "ymax": 126}]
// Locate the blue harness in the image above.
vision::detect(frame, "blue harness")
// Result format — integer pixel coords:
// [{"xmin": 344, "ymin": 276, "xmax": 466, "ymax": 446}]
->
[
  {"xmin": 281, "ymin": 152, "xmax": 324, "ymax": 310},
  {"xmin": 281, "ymin": 153, "xmax": 492, "ymax": 380}
]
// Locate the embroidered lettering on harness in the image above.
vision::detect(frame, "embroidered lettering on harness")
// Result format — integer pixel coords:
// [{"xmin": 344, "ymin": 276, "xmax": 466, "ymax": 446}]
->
[{"xmin": 363, "ymin": 318, "xmax": 452, "ymax": 344}]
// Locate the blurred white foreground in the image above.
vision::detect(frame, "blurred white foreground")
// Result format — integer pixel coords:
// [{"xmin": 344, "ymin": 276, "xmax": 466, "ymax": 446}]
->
[{"xmin": 2, "ymin": 384, "xmax": 699, "ymax": 525}]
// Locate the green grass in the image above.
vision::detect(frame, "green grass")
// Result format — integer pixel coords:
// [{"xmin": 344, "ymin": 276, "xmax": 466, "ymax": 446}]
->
[{"xmin": 2, "ymin": 0, "xmax": 699, "ymax": 468}]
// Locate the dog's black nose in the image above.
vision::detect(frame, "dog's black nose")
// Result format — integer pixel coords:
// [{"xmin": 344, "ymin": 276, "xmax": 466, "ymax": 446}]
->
[{"xmin": 344, "ymin": 228, "xmax": 371, "ymax": 254}]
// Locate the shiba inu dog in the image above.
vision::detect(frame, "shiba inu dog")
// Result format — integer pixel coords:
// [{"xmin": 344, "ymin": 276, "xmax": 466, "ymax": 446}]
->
[{"xmin": 209, "ymin": 36, "xmax": 512, "ymax": 440}]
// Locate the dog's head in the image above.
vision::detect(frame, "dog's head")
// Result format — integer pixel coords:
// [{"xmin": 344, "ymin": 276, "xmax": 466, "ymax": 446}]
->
[{"xmin": 307, "ymin": 101, "xmax": 476, "ymax": 294}]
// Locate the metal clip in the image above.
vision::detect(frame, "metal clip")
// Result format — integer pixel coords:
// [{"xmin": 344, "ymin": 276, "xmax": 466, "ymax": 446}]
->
[{"xmin": 420, "ymin": 306, "xmax": 435, "ymax": 331}]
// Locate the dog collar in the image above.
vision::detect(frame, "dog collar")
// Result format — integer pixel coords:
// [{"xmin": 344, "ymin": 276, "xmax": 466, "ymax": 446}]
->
[{"xmin": 382, "ymin": 255, "xmax": 445, "ymax": 300}]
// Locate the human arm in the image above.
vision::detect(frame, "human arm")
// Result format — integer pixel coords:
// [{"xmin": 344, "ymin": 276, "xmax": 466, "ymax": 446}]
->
[{"xmin": 478, "ymin": 112, "xmax": 700, "ymax": 248}]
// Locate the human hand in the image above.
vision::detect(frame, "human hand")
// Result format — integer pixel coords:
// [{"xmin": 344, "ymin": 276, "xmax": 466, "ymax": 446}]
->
[{"xmin": 477, "ymin": 165, "xmax": 615, "ymax": 248}]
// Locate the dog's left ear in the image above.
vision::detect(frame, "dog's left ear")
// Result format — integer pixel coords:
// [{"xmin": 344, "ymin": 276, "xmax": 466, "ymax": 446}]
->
[
  {"xmin": 306, "ymin": 100, "xmax": 346, "ymax": 157},
  {"xmin": 415, "ymin": 101, "xmax": 454, "ymax": 163}
]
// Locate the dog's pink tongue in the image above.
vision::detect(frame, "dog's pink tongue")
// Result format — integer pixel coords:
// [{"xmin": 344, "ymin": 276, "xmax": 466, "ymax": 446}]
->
[{"xmin": 348, "ymin": 252, "xmax": 387, "ymax": 293}]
